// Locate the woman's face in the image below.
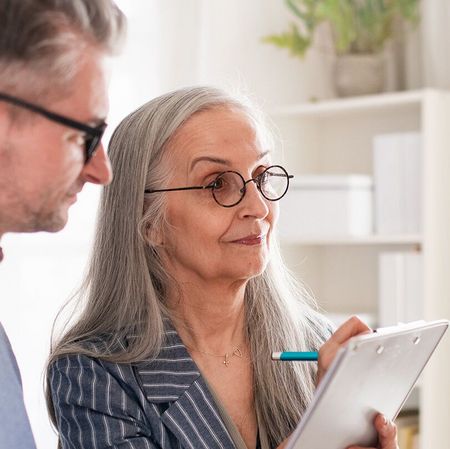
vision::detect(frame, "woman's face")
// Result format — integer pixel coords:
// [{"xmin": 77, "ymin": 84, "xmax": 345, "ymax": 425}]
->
[{"xmin": 159, "ymin": 106, "xmax": 278, "ymax": 286}]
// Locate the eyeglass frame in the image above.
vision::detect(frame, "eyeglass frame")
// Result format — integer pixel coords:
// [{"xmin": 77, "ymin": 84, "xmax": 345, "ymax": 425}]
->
[
  {"xmin": 145, "ymin": 164, "xmax": 294, "ymax": 208},
  {"xmin": 0, "ymin": 91, "xmax": 107, "ymax": 163}
]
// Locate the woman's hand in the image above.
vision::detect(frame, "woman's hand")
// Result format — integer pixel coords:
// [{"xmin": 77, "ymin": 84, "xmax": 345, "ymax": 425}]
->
[
  {"xmin": 317, "ymin": 318, "xmax": 398, "ymax": 449},
  {"xmin": 276, "ymin": 317, "xmax": 396, "ymax": 449},
  {"xmin": 317, "ymin": 316, "xmax": 371, "ymax": 386},
  {"xmin": 348, "ymin": 413, "xmax": 399, "ymax": 449},
  {"xmin": 275, "ymin": 414, "xmax": 398, "ymax": 449}
]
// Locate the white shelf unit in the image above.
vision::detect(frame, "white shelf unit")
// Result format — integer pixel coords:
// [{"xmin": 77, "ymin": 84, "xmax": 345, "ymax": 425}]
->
[
  {"xmin": 283, "ymin": 234, "xmax": 422, "ymax": 247},
  {"xmin": 271, "ymin": 89, "xmax": 450, "ymax": 448}
]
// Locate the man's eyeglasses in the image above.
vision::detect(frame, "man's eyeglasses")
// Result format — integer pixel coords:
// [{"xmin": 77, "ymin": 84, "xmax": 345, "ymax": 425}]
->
[
  {"xmin": 0, "ymin": 92, "xmax": 106, "ymax": 163},
  {"xmin": 145, "ymin": 164, "xmax": 294, "ymax": 208}
]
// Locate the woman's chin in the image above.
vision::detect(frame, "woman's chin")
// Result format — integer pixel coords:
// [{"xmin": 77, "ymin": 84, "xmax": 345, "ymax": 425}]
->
[{"xmin": 227, "ymin": 260, "xmax": 268, "ymax": 281}]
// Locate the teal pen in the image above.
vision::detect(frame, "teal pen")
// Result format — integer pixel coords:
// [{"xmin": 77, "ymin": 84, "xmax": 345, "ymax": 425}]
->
[{"xmin": 271, "ymin": 351, "xmax": 319, "ymax": 361}]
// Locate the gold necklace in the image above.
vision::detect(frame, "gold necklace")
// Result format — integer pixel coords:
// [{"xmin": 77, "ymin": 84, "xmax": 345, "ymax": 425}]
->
[{"xmin": 187, "ymin": 345, "xmax": 244, "ymax": 367}]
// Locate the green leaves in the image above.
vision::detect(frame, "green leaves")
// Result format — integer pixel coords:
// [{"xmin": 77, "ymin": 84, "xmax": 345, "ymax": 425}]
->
[
  {"xmin": 285, "ymin": 0, "xmax": 318, "ymax": 31},
  {"xmin": 397, "ymin": 0, "xmax": 420, "ymax": 22},
  {"xmin": 316, "ymin": 0, "xmax": 356, "ymax": 53},
  {"xmin": 262, "ymin": 23, "xmax": 312, "ymax": 58},
  {"xmin": 262, "ymin": 0, "xmax": 420, "ymax": 58}
]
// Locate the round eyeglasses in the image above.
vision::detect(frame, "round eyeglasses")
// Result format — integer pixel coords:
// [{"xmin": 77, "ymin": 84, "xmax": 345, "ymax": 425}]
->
[{"xmin": 145, "ymin": 165, "xmax": 294, "ymax": 208}]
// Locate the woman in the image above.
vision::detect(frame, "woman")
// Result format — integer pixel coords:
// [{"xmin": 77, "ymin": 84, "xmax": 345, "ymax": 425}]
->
[{"xmin": 47, "ymin": 86, "xmax": 398, "ymax": 449}]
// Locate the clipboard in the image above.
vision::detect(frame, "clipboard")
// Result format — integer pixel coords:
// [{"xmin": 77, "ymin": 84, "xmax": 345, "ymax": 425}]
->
[{"xmin": 286, "ymin": 320, "xmax": 449, "ymax": 449}]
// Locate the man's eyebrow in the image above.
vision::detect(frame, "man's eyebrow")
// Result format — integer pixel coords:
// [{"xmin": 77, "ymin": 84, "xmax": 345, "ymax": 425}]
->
[
  {"xmin": 89, "ymin": 117, "xmax": 107, "ymax": 127},
  {"xmin": 190, "ymin": 150, "xmax": 270, "ymax": 172}
]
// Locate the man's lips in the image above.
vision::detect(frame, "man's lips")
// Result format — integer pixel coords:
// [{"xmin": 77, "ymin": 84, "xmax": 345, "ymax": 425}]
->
[
  {"xmin": 67, "ymin": 193, "xmax": 78, "ymax": 204},
  {"xmin": 67, "ymin": 187, "xmax": 83, "ymax": 204}
]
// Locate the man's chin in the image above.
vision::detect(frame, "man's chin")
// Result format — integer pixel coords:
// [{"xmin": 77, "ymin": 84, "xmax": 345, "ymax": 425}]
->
[
  {"xmin": 43, "ymin": 220, "xmax": 68, "ymax": 233},
  {"xmin": 29, "ymin": 208, "xmax": 69, "ymax": 233}
]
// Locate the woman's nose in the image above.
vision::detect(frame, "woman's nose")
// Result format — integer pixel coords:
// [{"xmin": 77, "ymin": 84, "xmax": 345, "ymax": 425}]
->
[{"xmin": 238, "ymin": 180, "xmax": 270, "ymax": 219}]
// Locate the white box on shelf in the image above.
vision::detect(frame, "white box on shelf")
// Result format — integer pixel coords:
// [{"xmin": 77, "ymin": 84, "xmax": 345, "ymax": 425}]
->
[
  {"xmin": 278, "ymin": 175, "xmax": 373, "ymax": 240},
  {"xmin": 326, "ymin": 312, "xmax": 377, "ymax": 329},
  {"xmin": 378, "ymin": 252, "xmax": 423, "ymax": 327},
  {"xmin": 373, "ymin": 132, "xmax": 422, "ymax": 234}
]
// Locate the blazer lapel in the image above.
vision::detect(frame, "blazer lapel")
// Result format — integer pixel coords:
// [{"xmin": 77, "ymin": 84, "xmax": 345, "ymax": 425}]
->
[{"xmin": 136, "ymin": 324, "xmax": 236, "ymax": 449}]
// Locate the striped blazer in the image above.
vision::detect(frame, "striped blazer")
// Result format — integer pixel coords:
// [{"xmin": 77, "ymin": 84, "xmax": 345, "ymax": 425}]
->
[{"xmin": 50, "ymin": 325, "xmax": 239, "ymax": 449}]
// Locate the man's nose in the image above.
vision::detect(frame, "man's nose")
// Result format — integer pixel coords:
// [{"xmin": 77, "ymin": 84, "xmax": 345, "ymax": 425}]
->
[{"xmin": 81, "ymin": 142, "xmax": 113, "ymax": 186}]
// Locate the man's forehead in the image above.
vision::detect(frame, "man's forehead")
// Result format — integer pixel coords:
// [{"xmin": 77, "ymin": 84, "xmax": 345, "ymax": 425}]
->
[{"xmin": 49, "ymin": 53, "xmax": 110, "ymax": 121}]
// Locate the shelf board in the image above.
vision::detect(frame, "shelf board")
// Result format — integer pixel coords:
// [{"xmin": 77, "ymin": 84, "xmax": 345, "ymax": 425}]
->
[
  {"xmin": 281, "ymin": 234, "xmax": 422, "ymax": 246},
  {"xmin": 270, "ymin": 89, "xmax": 432, "ymax": 118}
]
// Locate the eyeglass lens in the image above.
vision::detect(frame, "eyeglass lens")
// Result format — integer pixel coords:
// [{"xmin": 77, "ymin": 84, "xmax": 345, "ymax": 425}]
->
[
  {"xmin": 84, "ymin": 124, "xmax": 106, "ymax": 163},
  {"xmin": 212, "ymin": 165, "xmax": 290, "ymax": 207},
  {"xmin": 85, "ymin": 136, "xmax": 99, "ymax": 162}
]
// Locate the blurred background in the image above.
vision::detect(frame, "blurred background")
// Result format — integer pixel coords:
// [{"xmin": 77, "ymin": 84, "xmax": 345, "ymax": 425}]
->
[{"xmin": 1, "ymin": 1, "xmax": 450, "ymax": 448}]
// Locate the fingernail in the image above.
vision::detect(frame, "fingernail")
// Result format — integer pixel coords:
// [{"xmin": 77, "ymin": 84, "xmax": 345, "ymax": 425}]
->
[{"xmin": 383, "ymin": 416, "xmax": 388, "ymax": 426}]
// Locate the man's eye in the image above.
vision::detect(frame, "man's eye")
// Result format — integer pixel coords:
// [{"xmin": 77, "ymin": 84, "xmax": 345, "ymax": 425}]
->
[{"xmin": 68, "ymin": 133, "xmax": 86, "ymax": 147}]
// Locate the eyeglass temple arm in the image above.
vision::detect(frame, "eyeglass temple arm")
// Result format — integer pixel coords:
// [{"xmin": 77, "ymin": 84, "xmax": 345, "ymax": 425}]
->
[
  {"xmin": 268, "ymin": 173, "xmax": 294, "ymax": 179},
  {"xmin": 145, "ymin": 185, "xmax": 214, "ymax": 194},
  {"xmin": 0, "ymin": 92, "xmax": 102, "ymax": 136},
  {"xmin": 247, "ymin": 172, "xmax": 294, "ymax": 184}
]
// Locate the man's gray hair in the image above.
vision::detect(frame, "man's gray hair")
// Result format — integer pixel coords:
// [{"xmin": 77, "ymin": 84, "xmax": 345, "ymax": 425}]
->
[{"xmin": 0, "ymin": 0, "xmax": 126, "ymax": 95}]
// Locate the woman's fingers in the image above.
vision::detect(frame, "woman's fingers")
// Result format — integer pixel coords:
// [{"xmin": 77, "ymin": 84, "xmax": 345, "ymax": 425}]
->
[
  {"xmin": 317, "ymin": 316, "xmax": 371, "ymax": 385},
  {"xmin": 330, "ymin": 315, "xmax": 372, "ymax": 344},
  {"xmin": 347, "ymin": 414, "xmax": 399, "ymax": 449},
  {"xmin": 374, "ymin": 414, "xmax": 398, "ymax": 449}
]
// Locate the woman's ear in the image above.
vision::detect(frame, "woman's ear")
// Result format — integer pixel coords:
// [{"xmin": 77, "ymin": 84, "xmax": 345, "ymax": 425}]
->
[{"xmin": 145, "ymin": 224, "xmax": 164, "ymax": 247}]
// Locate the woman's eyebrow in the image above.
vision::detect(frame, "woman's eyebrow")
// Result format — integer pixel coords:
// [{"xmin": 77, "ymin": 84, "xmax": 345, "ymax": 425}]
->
[
  {"xmin": 190, "ymin": 156, "xmax": 230, "ymax": 172},
  {"xmin": 190, "ymin": 150, "xmax": 270, "ymax": 172}
]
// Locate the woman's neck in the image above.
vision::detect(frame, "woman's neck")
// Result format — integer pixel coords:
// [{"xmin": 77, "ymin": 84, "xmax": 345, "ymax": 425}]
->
[{"xmin": 167, "ymin": 280, "xmax": 248, "ymax": 355}]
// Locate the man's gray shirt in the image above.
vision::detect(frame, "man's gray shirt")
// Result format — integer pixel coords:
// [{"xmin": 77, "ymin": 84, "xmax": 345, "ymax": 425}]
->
[{"xmin": 0, "ymin": 323, "xmax": 36, "ymax": 449}]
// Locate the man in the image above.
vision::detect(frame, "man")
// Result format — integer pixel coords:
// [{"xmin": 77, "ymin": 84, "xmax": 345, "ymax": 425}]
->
[{"xmin": 0, "ymin": 0, "xmax": 126, "ymax": 447}]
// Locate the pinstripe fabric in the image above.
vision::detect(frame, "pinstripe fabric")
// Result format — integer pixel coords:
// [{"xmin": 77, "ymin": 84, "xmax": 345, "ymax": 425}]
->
[{"xmin": 50, "ymin": 323, "xmax": 237, "ymax": 449}]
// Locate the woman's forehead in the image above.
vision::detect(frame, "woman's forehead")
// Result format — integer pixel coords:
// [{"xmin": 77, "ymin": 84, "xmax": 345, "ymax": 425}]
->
[{"xmin": 170, "ymin": 107, "xmax": 267, "ymax": 165}]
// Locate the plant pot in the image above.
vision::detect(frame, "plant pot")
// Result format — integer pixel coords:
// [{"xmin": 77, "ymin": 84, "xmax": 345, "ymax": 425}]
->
[{"xmin": 334, "ymin": 53, "xmax": 385, "ymax": 97}]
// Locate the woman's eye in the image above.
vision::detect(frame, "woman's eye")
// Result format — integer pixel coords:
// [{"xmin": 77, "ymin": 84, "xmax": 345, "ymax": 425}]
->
[{"xmin": 213, "ymin": 177, "xmax": 225, "ymax": 190}]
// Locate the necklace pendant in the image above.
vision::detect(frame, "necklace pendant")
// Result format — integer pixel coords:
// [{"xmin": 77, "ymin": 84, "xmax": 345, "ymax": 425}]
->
[{"xmin": 233, "ymin": 348, "xmax": 243, "ymax": 358}]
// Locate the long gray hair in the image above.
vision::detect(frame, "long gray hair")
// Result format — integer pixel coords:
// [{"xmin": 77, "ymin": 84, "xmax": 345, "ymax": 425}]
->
[{"xmin": 47, "ymin": 86, "xmax": 332, "ymax": 447}]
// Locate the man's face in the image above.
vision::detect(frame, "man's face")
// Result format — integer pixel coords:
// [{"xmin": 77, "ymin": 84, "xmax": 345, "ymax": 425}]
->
[{"xmin": 0, "ymin": 49, "xmax": 112, "ymax": 235}]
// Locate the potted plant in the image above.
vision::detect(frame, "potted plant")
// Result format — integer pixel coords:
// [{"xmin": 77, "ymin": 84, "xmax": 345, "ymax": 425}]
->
[{"xmin": 263, "ymin": 0, "xmax": 420, "ymax": 97}]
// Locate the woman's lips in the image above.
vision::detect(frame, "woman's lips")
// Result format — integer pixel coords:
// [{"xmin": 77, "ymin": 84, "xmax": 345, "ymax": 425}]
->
[{"xmin": 231, "ymin": 234, "xmax": 266, "ymax": 245}]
